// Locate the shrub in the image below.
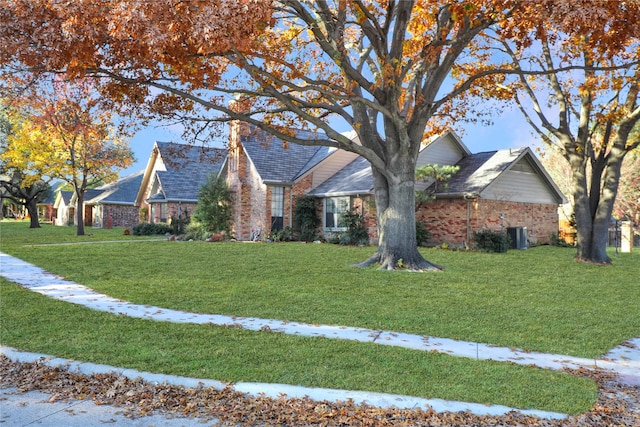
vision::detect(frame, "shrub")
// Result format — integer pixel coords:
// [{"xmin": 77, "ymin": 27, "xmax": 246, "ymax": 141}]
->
[
  {"xmin": 294, "ymin": 195, "xmax": 321, "ymax": 242},
  {"xmin": 416, "ymin": 221, "xmax": 431, "ymax": 246},
  {"xmin": 551, "ymin": 232, "xmax": 573, "ymax": 247},
  {"xmin": 138, "ymin": 207, "xmax": 148, "ymax": 223},
  {"xmin": 271, "ymin": 226, "xmax": 295, "ymax": 242},
  {"xmin": 193, "ymin": 174, "xmax": 233, "ymax": 233},
  {"xmin": 328, "ymin": 232, "xmax": 342, "ymax": 244},
  {"xmin": 170, "ymin": 211, "xmax": 190, "ymax": 235},
  {"xmin": 473, "ymin": 229, "xmax": 511, "ymax": 253},
  {"xmin": 339, "ymin": 210, "xmax": 369, "ymax": 246},
  {"xmin": 132, "ymin": 222, "xmax": 172, "ymax": 236},
  {"xmin": 123, "ymin": 228, "xmax": 131, "ymax": 236},
  {"xmin": 183, "ymin": 222, "xmax": 212, "ymax": 241}
]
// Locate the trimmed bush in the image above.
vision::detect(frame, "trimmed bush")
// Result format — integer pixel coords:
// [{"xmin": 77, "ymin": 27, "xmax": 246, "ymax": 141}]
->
[
  {"xmin": 473, "ymin": 229, "xmax": 511, "ymax": 253},
  {"xmin": 132, "ymin": 222, "xmax": 172, "ymax": 236}
]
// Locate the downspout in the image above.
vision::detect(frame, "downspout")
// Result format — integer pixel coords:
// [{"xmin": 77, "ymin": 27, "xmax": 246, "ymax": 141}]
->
[
  {"xmin": 289, "ymin": 187, "xmax": 293, "ymax": 228},
  {"xmin": 464, "ymin": 193, "xmax": 479, "ymax": 247}
]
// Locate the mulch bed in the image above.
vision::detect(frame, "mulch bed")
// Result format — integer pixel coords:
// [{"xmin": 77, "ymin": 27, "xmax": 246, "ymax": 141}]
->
[{"xmin": 1, "ymin": 356, "xmax": 638, "ymax": 426}]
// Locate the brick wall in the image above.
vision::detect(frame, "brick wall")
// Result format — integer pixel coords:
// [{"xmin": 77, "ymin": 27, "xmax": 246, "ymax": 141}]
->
[
  {"xmin": 228, "ymin": 123, "xmax": 268, "ymax": 239},
  {"xmin": 417, "ymin": 198, "xmax": 559, "ymax": 247}
]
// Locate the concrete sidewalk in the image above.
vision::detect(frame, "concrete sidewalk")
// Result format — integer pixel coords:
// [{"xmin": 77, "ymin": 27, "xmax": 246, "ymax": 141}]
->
[
  {"xmin": 1, "ymin": 251, "xmax": 639, "ymax": 424},
  {"xmin": 0, "ymin": 387, "xmax": 214, "ymax": 427}
]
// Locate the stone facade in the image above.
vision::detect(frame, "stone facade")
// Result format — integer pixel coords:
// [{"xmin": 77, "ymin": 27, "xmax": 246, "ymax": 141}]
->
[{"xmin": 98, "ymin": 204, "xmax": 140, "ymax": 228}]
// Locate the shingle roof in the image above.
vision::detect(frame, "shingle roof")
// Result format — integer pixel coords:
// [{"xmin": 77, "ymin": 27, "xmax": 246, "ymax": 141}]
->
[
  {"xmin": 241, "ymin": 128, "xmax": 329, "ymax": 182},
  {"xmin": 308, "ymin": 157, "xmax": 373, "ymax": 196},
  {"xmin": 85, "ymin": 170, "xmax": 145, "ymax": 205},
  {"xmin": 83, "ymin": 188, "xmax": 103, "ymax": 202},
  {"xmin": 154, "ymin": 142, "xmax": 225, "ymax": 202},
  {"xmin": 440, "ymin": 148, "xmax": 527, "ymax": 195},
  {"xmin": 38, "ymin": 193, "xmax": 55, "ymax": 205},
  {"xmin": 58, "ymin": 190, "xmax": 73, "ymax": 205},
  {"xmin": 309, "ymin": 147, "xmax": 534, "ymax": 198}
]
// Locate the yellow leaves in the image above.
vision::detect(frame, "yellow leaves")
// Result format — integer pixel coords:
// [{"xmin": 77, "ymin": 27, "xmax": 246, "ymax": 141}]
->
[{"xmin": 3, "ymin": 77, "xmax": 134, "ymax": 188}]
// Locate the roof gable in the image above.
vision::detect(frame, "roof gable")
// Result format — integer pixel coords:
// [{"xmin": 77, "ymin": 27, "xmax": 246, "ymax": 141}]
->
[
  {"xmin": 241, "ymin": 128, "xmax": 329, "ymax": 183},
  {"xmin": 136, "ymin": 141, "xmax": 225, "ymax": 204},
  {"xmin": 307, "ymin": 133, "xmax": 564, "ymax": 204},
  {"xmin": 54, "ymin": 190, "xmax": 74, "ymax": 209},
  {"xmin": 85, "ymin": 170, "xmax": 145, "ymax": 205},
  {"xmin": 436, "ymin": 147, "xmax": 565, "ymax": 203},
  {"xmin": 307, "ymin": 156, "xmax": 373, "ymax": 197}
]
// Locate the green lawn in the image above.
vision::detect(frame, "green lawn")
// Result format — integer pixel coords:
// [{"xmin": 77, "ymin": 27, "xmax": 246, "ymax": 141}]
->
[{"xmin": 2, "ymin": 221, "xmax": 638, "ymax": 414}]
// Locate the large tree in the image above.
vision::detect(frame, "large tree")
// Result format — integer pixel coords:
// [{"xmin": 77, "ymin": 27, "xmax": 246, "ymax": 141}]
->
[
  {"xmin": 2, "ymin": 0, "xmax": 556, "ymax": 269},
  {"xmin": 0, "ymin": 104, "xmax": 52, "ymax": 228},
  {"xmin": 3, "ymin": 78, "xmax": 134, "ymax": 235},
  {"xmin": 486, "ymin": 1, "xmax": 640, "ymax": 264}
]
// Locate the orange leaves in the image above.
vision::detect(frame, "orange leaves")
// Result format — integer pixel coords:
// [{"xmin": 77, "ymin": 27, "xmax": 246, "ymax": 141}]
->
[
  {"xmin": 4, "ymin": 76, "xmax": 134, "ymax": 190},
  {"xmin": 0, "ymin": 0, "xmax": 273, "ymax": 84}
]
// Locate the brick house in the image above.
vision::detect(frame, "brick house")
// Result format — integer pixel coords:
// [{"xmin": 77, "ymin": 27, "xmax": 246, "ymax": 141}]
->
[
  {"xmin": 224, "ymin": 122, "xmax": 363, "ymax": 240},
  {"xmin": 65, "ymin": 170, "xmax": 145, "ymax": 228},
  {"xmin": 414, "ymin": 144, "xmax": 566, "ymax": 247},
  {"xmin": 225, "ymin": 124, "xmax": 566, "ymax": 247},
  {"xmin": 135, "ymin": 141, "xmax": 225, "ymax": 224}
]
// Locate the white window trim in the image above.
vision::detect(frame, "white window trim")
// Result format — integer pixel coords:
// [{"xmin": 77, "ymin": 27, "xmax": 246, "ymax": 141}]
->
[{"xmin": 323, "ymin": 196, "xmax": 350, "ymax": 231}]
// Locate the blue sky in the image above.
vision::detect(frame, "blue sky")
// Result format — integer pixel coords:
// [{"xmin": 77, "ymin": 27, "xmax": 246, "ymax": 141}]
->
[{"xmin": 120, "ymin": 106, "xmax": 540, "ymax": 177}]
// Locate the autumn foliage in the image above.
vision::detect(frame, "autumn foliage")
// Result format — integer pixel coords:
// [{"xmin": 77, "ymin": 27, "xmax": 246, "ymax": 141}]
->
[
  {"xmin": 2, "ymin": 77, "xmax": 134, "ymax": 234},
  {"xmin": 1, "ymin": 0, "xmax": 637, "ymax": 265}
]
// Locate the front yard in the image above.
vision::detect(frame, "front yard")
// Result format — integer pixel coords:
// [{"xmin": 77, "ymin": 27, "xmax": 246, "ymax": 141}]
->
[{"xmin": 1, "ymin": 222, "xmax": 639, "ymax": 414}]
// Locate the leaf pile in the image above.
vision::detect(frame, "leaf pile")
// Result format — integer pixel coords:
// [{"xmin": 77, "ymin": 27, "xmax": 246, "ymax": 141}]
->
[{"xmin": 1, "ymin": 356, "xmax": 638, "ymax": 426}]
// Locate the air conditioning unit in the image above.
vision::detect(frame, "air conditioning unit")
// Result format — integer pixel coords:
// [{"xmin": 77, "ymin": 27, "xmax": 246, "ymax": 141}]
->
[{"xmin": 507, "ymin": 227, "xmax": 528, "ymax": 250}]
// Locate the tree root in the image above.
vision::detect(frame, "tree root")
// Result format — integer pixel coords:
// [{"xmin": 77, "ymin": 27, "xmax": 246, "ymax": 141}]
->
[{"xmin": 354, "ymin": 252, "xmax": 444, "ymax": 271}]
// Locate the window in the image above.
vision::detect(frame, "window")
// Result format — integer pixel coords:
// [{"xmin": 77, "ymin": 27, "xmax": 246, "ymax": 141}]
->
[
  {"xmin": 324, "ymin": 197, "xmax": 350, "ymax": 230},
  {"xmin": 160, "ymin": 203, "xmax": 168, "ymax": 223},
  {"xmin": 271, "ymin": 186, "xmax": 284, "ymax": 231}
]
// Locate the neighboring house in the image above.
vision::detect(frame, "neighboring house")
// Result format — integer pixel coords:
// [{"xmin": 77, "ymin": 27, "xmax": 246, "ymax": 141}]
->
[
  {"xmin": 226, "ymin": 123, "xmax": 566, "ymax": 246},
  {"xmin": 36, "ymin": 193, "xmax": 55, "ymax": 223},
  {"xmin": 65, "ymin": 171, "xmax": 145, "ymax": 228},
  {"xmin": 135, "ymin": 141, "xmax": 226, "ymax": 224},
  {"xmin": 86, "ymin": 170, "xmax": 145, "ymax": 228},
  {"xmin": 53, "ymin": 190, "xmax": 74, "ymax": 226}
]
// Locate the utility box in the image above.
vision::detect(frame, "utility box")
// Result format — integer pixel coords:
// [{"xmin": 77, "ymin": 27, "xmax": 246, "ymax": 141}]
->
[
  {"xmin": 621, "ymin": 221, "xmax": 633, "ymax": 253},
  {"xmin": 507, "ymin": 227, "xmax": 528, "ymax": 250}
]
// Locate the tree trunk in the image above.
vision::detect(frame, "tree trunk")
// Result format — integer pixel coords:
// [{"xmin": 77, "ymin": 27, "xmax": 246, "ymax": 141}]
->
[
  {"xmin": 76, "ymin": 191, "xmax": 85, "ymax": 236},
  {"xmin": 356, "ymin": 167, "xmax": 442, "ymax": 271},
  {"xmin": 571, "ymin": 146, "xmax": 627, "ymax": 264},
  {"xmin": 25, "ymin": 199, "xmax": 41, "ymax": 229}
]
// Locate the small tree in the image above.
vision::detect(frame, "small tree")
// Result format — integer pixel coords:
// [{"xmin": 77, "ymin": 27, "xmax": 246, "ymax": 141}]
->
[
  {"xmin": 193, "ymin": 174, "xmax": 233, "ymax": 234},
  {"xmin": 415, "ymin": 164, "xmax": 460, "ymax": 210}
]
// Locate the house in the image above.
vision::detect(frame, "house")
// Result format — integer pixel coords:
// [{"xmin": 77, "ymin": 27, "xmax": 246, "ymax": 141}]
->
[
  {"xmin": 84, "ymin": 170, "xmax": 145, "ymax": 228},
  {"xmin": 53, "ymin": 190, "xmax": 74, "ymax": 226},
  {"xmin": 414, "ymin": 143, "xmax": 567, "ymax": 247},
  {"xmin": 225, "ymin": 122, "xmax": 362, "ymax": 239},
  {"xmin": 135, "ymin": 141, "xmax": 226, "ymax": 224},
  {"xmin": 62, "ymin": 170, "xmax": 145, "ymax": 228},
  {"xmin": 36, "ymin": 192, "xmax": 55, "ymax": 223},
  {"xmin": 226, "ymin": 123, "xmax": 566, "ymax": 247}
]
